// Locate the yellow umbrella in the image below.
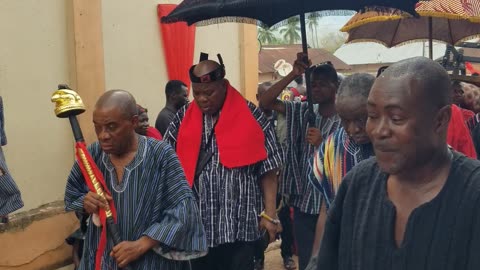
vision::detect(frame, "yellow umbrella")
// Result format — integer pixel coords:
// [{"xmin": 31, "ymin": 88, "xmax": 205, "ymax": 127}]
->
[{"xmin": 340, "ymin": 0, "xmax": 480, "ymax": 59}]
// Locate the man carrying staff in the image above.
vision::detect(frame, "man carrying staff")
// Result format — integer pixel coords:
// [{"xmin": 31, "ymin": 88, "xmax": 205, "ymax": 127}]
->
[
  {"xmin": 65, "ymin": 90, "xmax": 207, "ymax": 270},
  {"xmin": 317, "ymin": 57, "xmax": 480, "ymax": 270},
  {"xmin": 164, "ymin": 53, "xmax": 283, "ymax": 270}
]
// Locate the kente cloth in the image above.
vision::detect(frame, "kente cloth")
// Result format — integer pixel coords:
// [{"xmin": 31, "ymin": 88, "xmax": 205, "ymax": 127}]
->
[
  {"xmin": 317, "ymin": 152, "xmax": 480, "ymax": 270},
  {"xmin": 146, "ymin": 126, "xmax": 162, "ymax": 140},
  {"xmin": 281, "ymin": 101, "xmax": 341, "ymax": 215},
  {"xmin": 311, "ymin": 128, "xmax": 374, "ymax": 208},
  {"xmin": 447, "ymin": 105, "xmax": 477, "ymax": 159},
  {"xmin": 176, "ymin": 82, "xmax": 267, "ymax": 187},
  {"xmin": 65, "ymin": 136, "xmax": 207, "ymax": 270},
  {"xmin": 164, "ymin": 101, "xmax": 283, "ymax": 247}
]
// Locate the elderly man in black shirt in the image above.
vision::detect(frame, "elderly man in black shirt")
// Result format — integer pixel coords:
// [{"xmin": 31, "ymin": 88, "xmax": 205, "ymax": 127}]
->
[{"xmin": 317, "ymin": 57, "xmax": 480, "ymax": 270}]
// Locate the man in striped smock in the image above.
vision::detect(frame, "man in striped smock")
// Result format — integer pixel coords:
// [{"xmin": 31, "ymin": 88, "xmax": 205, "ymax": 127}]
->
[
  {"xmin": 306, "ymin": 73, "xmax": 376, "ymax": 269},
  {"xmin": 259, "ymin": 53, "xmax": 341, "ymax": 270},
  {"xmin": 65, "ymin": 90, "xmax": 207, "ymax": 270},
  {"xmin": 165, "ymin": 54, "xmax": 283, "ymax": 270},
  {"xmin": 0, "ymin": 96, "xmax": 23, "ymax": 223}
]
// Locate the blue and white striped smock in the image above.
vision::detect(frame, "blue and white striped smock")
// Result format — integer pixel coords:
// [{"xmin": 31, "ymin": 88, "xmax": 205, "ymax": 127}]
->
[
  {"xmin": 0, "ymin": 96, "xmax": 23, "ymax": 216},
  {"xmin": 65, "ymin": 136, "xmax": 207, "ymax": 270}
]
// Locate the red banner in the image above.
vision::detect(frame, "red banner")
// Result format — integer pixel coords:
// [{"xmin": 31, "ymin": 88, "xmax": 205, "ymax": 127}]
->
[
  {"xmin": 75, "ymin": 142, "xmax": 117, "ymax": 270},
  {"xmin": 157, "ymin": 4, "xmax": 196, "ymax": 91}
]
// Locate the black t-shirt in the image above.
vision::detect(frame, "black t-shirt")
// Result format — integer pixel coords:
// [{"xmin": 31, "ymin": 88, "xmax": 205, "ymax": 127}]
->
[
  {"xmin": 318, "ymin": 152, "xmax": 480, "ymax": 270},
  {"xmin": 155, "ymin": 106, "xmax": 176, "ymax": 136}
]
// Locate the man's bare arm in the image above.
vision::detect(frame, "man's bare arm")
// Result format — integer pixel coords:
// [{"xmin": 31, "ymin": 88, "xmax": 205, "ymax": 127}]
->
[
  {"xmin": 259, "ymin": 170, "xmax": 280, "ymax": 242},
  {"xmin": 311, "ymin": 199, "xmax": 327, "ymax": 257},
  {"xmin": 259, "ymin": 73, "xmax": 296, "ymax": 114},
  {"xmin": 259, "ymin": 52, "xmax": 311, "ymax": 114}
]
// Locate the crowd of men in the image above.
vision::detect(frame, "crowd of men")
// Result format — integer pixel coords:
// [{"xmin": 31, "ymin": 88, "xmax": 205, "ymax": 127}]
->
[{"xmin": 3, "ymin": 51, "xmax": 480, "ymax": 270}]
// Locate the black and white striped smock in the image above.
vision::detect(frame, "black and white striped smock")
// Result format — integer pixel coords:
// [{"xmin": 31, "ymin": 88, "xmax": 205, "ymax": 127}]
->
[{"xmin": 165, "ymin": 101, "xmax": 284, "ymax": 248}]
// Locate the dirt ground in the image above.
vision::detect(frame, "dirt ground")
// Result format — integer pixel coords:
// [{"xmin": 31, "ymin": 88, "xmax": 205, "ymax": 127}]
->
[
  {"xmin": 264, "ymin": 240, "xmax": 299, "ymax": 270},
  {"xmin": 58, "ymin": 240, "xmax": 298, "ymax": 270}
]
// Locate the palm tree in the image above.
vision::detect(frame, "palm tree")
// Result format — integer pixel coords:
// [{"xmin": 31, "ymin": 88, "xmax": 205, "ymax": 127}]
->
[
  {"xmin": 257, "ymin": 26, "xmax": 278, "ymax": 45},
  {"xmin": 307, "ymin": 12, "xmax": 319, "ymax": 48},
  {"xmin": 279, "ymin": 16, "xmax": 301, "ymax": 44}
]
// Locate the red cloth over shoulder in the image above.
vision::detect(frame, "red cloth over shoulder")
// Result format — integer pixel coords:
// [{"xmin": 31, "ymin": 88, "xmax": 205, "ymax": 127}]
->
[
  {"xmin": 460, "ymin": 108, "xmax": 475, "ymax": 122},
  {"xmin": 448, "ymin": 105, "xmax": 477, "ymax": 159},
  {"xmin": 146, "ymin": 126, "xmax": 162, "ymax": 140},
  {"xmin": 176, "ymin": 81, "xmax": 267, "ymax": 187}
]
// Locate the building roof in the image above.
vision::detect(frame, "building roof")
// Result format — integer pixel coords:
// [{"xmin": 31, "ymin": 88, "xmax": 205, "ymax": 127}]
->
[
  {"xmin": 334, "ymin": 42, "xmax": 447, "ymax": 65},
  {"xmin": 259, "ymin": 44, "xmax": 350, "ymax": 74}
]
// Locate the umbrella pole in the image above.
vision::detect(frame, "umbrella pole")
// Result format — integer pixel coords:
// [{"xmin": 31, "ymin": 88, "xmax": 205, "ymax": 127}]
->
[
  {"xmin": 428, "ymin": 17, "xmax": 433, "ymax": 59},
  {"xmin": 300, "ymin": 13, "xmax": 315, "ymax": 127}
]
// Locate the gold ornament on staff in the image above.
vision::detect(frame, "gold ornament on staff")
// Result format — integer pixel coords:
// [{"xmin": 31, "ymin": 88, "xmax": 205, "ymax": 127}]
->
[
  {"xmin": 51, "ymin": 84, "xmax": 132, "ymax": 270},
  {"xmin": 51, "ymin": 88, "xmax": 85, "ymax": 118}
]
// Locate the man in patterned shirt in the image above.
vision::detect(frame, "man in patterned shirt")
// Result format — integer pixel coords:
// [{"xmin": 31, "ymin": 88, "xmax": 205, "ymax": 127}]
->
[
  {"xmin": 259, "ymin": 53, "xmax": 341, "ymax": 270},
  {"xmin": 65, "ymin": 90, "xmax": 207, "ymax": 270},
  {"xmin": 165, "ymin": 53, "xmax": 283, "ymax": 270}
]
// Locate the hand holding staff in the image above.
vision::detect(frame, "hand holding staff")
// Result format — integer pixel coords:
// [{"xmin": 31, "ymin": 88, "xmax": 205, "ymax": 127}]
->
[{"xmin": 51, "ymin": 84, "xmax": 133, "ymax": 270}]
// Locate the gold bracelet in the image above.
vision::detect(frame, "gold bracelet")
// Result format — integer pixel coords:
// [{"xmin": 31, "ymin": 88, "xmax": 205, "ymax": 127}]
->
[{"xmin": 259, "ymin": 211, "xmax": 280, "ymax": 225}]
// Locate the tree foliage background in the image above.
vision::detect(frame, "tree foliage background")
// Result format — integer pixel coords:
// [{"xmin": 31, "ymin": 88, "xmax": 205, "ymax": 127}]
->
[{"xmin": 257, "ymin": 13, "xmax": 353, "ymax": 53}]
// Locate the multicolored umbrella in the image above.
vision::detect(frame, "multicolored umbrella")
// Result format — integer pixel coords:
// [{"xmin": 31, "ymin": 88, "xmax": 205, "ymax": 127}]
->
[{"xmin": 341, "ymin": 0, "xmax": 480, "ymax": 59}]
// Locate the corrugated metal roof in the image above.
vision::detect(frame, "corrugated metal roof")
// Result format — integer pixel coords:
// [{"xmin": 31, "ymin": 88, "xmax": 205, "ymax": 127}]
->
[{"xmin": 259, "ymin": 44, "xmax": 350, "ymax": 74}]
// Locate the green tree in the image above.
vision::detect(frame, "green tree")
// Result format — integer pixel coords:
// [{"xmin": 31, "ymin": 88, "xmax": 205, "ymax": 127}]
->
[
  {"xmin": 307, "ymin": 12, "xmax": 320, "ymax": 48},
  {"xmin": 279, "ymin": 16, "xmax": 301, "ymax": 44},
  {"xmin": 257, "ymin": 26, "xmax": 278, "ymax": 45}
]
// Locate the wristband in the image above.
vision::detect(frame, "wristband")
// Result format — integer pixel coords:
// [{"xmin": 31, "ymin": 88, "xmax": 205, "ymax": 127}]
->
[{"xmin": 259, "ymin": 211, "xmax": 280, "ymax": 225}]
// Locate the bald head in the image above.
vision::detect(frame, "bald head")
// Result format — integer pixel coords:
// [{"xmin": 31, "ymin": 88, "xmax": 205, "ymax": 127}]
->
[
  {"xmin": 95, "ymin": 90, "xmax": 138, "ymax": 119},
  {"xmin": 378, "ymin": 57, "xmax": 452, "ymax": 110},
  {"xmin": 193, "ymin": 60, "xmax": 222, "ymax": 77}
]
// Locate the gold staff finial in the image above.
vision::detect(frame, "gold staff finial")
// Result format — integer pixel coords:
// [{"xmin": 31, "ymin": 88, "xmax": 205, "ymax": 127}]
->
[{"xmin": 51, "ymin": 84, "xmax": 86, "ymax": 118}]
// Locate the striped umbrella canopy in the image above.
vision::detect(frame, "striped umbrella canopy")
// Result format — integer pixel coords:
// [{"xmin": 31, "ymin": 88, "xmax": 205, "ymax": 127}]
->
[{"xmin": 340, "ymin": 0, "xmax": 480, "ymax": 58}]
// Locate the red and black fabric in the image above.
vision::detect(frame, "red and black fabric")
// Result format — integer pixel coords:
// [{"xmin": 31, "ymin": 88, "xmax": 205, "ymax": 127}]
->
[
  {"xmin": 146, "ymin": 126, "xmax": 163, "ymax": 140},
  {"xmin": 176, "ymin": 82, "xmax": 267, "ymax": 186},
  {"xmin": 447, "ymin": 105, "xmax": 477, "ymax": 159}
]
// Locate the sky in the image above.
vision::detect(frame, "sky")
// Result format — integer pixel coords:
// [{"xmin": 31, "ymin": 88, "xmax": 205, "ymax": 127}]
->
[
  {"xmin": 265, "ymin": 15, "xmax": 353, "ymax": 43},
  {"xmin": 264, "ymin": 14, "xmax": 479, "ymax": 65}
]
